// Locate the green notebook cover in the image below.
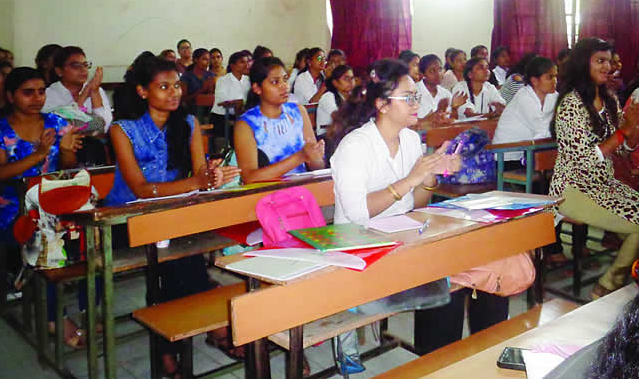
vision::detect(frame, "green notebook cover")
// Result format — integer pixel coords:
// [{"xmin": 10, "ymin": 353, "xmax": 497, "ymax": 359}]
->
[{"xmin": 288, "ymin": 223, "xmax": 397, "ymax": 252}]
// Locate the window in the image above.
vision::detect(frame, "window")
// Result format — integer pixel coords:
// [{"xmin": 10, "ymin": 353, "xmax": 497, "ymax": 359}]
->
[{"xmin": 565, "ymin": 0, "xmax": 581, "ymax": 47}]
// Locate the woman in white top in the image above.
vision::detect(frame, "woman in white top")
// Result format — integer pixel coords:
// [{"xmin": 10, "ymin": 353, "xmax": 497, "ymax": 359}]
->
[
  {"xmin": 453, "ymin": 57, "xmax": 506, "ymax": 119},
  {"xmin": 416, "ymin": 54, "xmax": 468, "ymax": 127},
  {"xmin": 292, "ymin": 47, "xmax": 326, "ymax": 104},
  {"xmin": 316, "ymin": 65, "xmax": 354, "ymax": 136},
  {"xmin": 210, "ymin": 50, "xmax": 251, "ymax": 139},
  {"xmin": 43, "ymin": 46, "xmax": 112, "ymax": 133},
  {"xmin": 287, "ymin": 48, "xmax": 309, "ymax": 88},
  {"xmin": 494, "ymin": 56, "xmax": 558, "ymax": 166},
  {"xmin": 491, "ymin": 46, "xmax": 511, "ymax": 87},
  {"xmin": 441, "ymin": 49, "xmax": 466, "ymax": 92}
]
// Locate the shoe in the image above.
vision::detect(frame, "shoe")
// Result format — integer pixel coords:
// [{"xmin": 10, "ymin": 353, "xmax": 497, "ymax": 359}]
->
[
  {"xmin": 338, "ymin": 353, "xmax": 365, "ymax": 375},
  {"xmin": 591, "ymin": 283, "xmax": 613, "ymax": 300}
]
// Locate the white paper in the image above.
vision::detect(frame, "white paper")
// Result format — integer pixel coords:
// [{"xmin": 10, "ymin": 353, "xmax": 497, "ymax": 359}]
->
[
  {"xmin": 454, "ymin": 115, "xmax": 487, "ymax": 123},
  {"xmin": 284, "ymin": 168, "xmax": 332, "ymax": 178},
  {"xmin": 244, "ymin": 248, "xmax": 366, "ymax": 270},
  {"xmin": 522, "ymin": 350, "xmax": 565, "ymax": 379},
  {"xmin": 450, "ymin": 193, "xmax": 552, "ymax": 210},
  {"xmin": 246, "ymin": 228, "xmax": 263, "ymax": 246},
  {"xmin": 414, "ymin": 207, "xmax": 498, "ymax": 223},
  {"xmin": 226, "ymin": 256, "xmax": 328, "ymax": 281},
  {"xmin": 125, "ymin": 189, "xmax": 200, "ymax": 204},
  {"xmin": 365, "ymin": 215, "xmax": 424, "ymax": 233}
]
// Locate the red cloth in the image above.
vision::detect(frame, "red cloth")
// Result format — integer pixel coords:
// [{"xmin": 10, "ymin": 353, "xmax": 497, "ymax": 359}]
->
[
  {"xmin": 491, "ymin": 0, "xmax": 568, "ymax": 63},
  {"xmin": 329, "ymin": 0, "xmax": 412, "ymax": 76},
  {"xmin": 579, "ymin": 0, "xmax": 639, "ymax": 83}
]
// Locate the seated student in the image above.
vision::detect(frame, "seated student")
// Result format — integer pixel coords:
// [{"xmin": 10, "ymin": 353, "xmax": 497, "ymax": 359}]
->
[
  {"xmin": 208, "ymin": 48, "xmax": 226, "ymax": 78},
  {"xmin": 471, "ymin": 44, "xmax": 489, "ymax": 60},
  {"xmin": 252, "ymin": 45, "xmax": 273, "ymax": 60},
  {"xmin": 556, "ymin": 48, "xmax": 571, "ymax": 85},
  {"xmin": 316, "ymin": 65, "xmax": 354, "ymax": 136},
  {"xmin": 35, "ymin": 44, "xmax": 62, "ymax": 86},
  {"xmin": 443, "ymin": 47, "xmax": 457, "ymax": 71},
  {"xmin": 288, "ymin": 48, "xmax": 309, "ymax": 89},
  {"xmin": 0, "ymin": 48, "xmax": 14, "ymax": 67},
  {"xmin": 105, "ymin": 55, "xmax": 241, "ymax": 377},
  {"xmin": 0, "ymin": 67, "xmax": 84, "ymax": 347},
  {"xmin": 491, "ymin": 46, "xmax": 511, "ymax": 86},
  {"xmin": 179, "ymin": 48, "xmax": 216, "ymax": 120},
  {"xmin": 493, "ymin": 56, "xmax": 558, "ymax": 169},
  {"xmin": 453, "ymin": 57, "xmax": 506, "ymax": 119},
  {"xmin": 325, "ymin": 49, "xmax": 347, "ymax": 78},
  {"xmin": 441, "ymin": 49, "xmax": 466, "ymax": 92},
  {"xmin": 159, "ymin": 49, "xmax": 177, "ymax": 62},
  {"xmin": 235, "ymin": 57, "xmax": 325, "ymax": 183},
  {"xmin": 500, "ymin": 52, "xmax": 538, "ymax": 104},
  {"xmin": 416, "ymin": 54, "xmax": 467, "ymax": 127},
  {"xmin": 293, "ymin": 47, "xmax": 327, "ymax": 104},
  {"xmin": 175, "ymin": 39, "xmax": 192, "ymax": 74},
  {"xmin": 608, "ymin": 51, "xmax": 624, "ymax": 96},
  {"xmin": 399, "ymin": 49, "xmax": 421, "ymax": 83},
  {"xmin": 209, "ymin": 50, "xmax": 251, "ymax": 141}
]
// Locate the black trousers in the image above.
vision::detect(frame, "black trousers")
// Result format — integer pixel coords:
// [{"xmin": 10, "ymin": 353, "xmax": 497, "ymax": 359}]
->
[{"xmin": 414, "ymin": 288, "xmax": 509, "ymax": 356}]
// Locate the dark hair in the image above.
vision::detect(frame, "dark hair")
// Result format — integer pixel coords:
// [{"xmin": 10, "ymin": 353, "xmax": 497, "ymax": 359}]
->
[
  {"xmin": 176, "ymin": 39, "xmax": 191, "ymax": 50},
  {"xmin": 328, "ymin": 59, "xmax": 409, "ymax": 146},
  {"xmin": 294, "ymin": 48, "xmax": 310, "ymax": 70},
  {"xmin": 226, "ymin": 50, "xmax": 251, "ymax": 73},
  {"xmin": 525, "ymin": 56, "xmax": 555, "ymax": 86},
  {"xmin": 35, "ymin": 44, "xmax": 62, "ymax": 69},
  {"xmin": 118, "ymin": 54, "xmax": 192, "ymax": 177},
  {"xmin": 328, "ymin": 49, "xmax": 346, "ymax": 61},
  {"xmin": 470, "ymin": 45, "xmax": 488, "ymax": 58},
  {"xmin": 187, "ymin": 48, "xmax": 209, "ymax": 71},
  {"xmin": 3, "ymin": 67, "xmax": 45, "ymax": 115},
  {"xmin": 53, "ymin": 46, "xmax": 85, "ymax": 69},
  {"xmin": 449, "ymin": 49, "xmax": 466, "ymax": 68},
  {"xmin": 444, "ymin": 48, "xmax": 457, "ymax": 70},
  {"xmin": 463, "ymin": 57, "xmax": 487, "ymax": 105},
  {"xmin": 326, "ymin": 64, "xmax": 353, "ymax": 108},
  {"xmin": 252, "ymin": 45, "xmax": 273, "ymax": 60},
  {"xmin": 209, "ymin": 48, "xmax": 222, "ymax": 59},
  {"xmin": 159, "ymin": 49, "xmax": 175, "ymax": 59},
  {"xmin": 507, "ymin": 52, "xmax": 538, "ymax": 78},
  {"xmin": 550, "ymin": 37, "xmax": 618, "ymax": 139},
  {"xmin": 302, "ymin": 47, "xmax": 324, "ymax": 74},
  {"xmin": 398, "ymin": 50, "xmax": 419, "ymax": 65},
  {"xmin": 556, "ymin": 48, "xmax": 571, "ymax": 63},
  {"xmin": 588, "ymin": 294, "xmax": 639, "ymax": 378},
  {"xmin": 491, "ymin": 46, "xmax": 509, "ymax": 65},
  {"xmin": 419, "ymin": 54, "xmax": 442, "ymax": 74},
  {"xmin": 245, "ymin": 56, "xmax": 286, "ymax": 109}
]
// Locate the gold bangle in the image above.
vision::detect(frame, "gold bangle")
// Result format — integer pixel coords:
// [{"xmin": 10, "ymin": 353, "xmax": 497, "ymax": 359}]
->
[
  {"xmin": 421, "ymin": 183, "xmax": 438, "ymax": 191},
  {"xmin": 387, "ymin": 184, "xmax": 402, "ymax": 201}
]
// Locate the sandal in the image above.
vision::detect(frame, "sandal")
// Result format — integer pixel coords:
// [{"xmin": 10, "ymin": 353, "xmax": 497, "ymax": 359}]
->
[
  {"xmin": 205, "ymin": 328, "xmax": 246, "ymax": 360},
  {"xmin": 48, "ymin": 318, "xmax": 87, "ymax": 349}
]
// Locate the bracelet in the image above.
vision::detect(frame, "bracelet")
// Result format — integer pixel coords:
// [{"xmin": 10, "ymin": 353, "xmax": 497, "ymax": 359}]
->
[
  {"xmin": 616, "ymin": 129, "xmax": 626, "ymax": 144},
  {"xmin": 387, "ymin": 184, "xmax": 402, "ymax": 201},
  {"xmin": 152, "ymin": 184, "xmax": 158, "ymax": 196},
  {"xmin": 421, "ymin": 183, "xmax": 439, "ymax": 191}
]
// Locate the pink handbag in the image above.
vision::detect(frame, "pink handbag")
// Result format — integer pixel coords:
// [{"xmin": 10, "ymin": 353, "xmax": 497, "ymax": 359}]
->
[
  {"xmin": 450, "ymin": 251, "xmax": 536, "ymax": 297},
  {"xmin": 256, "ymin": 186, "xmax": 326, "ymax": 247}
]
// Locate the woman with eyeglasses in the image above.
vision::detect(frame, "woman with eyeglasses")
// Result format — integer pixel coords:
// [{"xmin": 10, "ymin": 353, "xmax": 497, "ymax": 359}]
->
[
  {"xmin": 316, "ymin": 64, "xmax": 354, "ymax": 136},
  {"xmin": 452, "ymin": 57, "xmax": 506, "ymax": 120},
  {"xmin": 292, "ymin": 47, "xmax": 326, "ymax": 104},
  {"xmin": 328, "ymin": 59, "xmax": 460, "ymax": 372},
  {"xmin": 175, "ymin": 39, "xmax": 193, "ymax": 75}
]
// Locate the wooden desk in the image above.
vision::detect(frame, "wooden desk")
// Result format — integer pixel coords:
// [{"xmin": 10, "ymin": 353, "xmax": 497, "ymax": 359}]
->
[
  {"xmin": 61, "ymin": 176, "xmax": 334, "ymax": 379},
  {"xmin": 218, "ymin": 192, "xmax": 559, "ymax": 379},
  {"xmin": 421, "ymin": 284, "xmax": 638, "ymax": 378}
]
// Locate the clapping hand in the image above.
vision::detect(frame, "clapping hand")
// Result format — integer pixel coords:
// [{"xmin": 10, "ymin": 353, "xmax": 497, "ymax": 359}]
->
[
  {"xmin": 35, "ymin": 128, "xmax": 56, "ymax": 159},
  {"xmin": 300, "ymin": 139, "xmax": 325, "ymax": 162},
  {"xmin": 60, "ymin": 126, "xmax": 84, "ymax": 152},
  {"xmin": 207, "ymin": 158, "xmax": 241, "ymax": 187}
]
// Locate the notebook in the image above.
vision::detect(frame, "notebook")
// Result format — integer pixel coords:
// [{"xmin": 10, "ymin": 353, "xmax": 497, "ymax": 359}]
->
[
  {"xmin": 225, "ymin": 256, "xmax": 328, "ymax": 281},
  {"xmin": 365, "ymin": 215, "xmax": 423, "ymax": 233},
  {"xmin": 288, "ymin": 223, "xmax": 397, "ymax": 253}
]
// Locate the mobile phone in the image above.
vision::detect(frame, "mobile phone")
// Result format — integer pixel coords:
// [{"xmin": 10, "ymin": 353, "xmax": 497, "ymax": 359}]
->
[{"xmin": 497, "ymin": 346, "xmax": 527, "ymax": 371}]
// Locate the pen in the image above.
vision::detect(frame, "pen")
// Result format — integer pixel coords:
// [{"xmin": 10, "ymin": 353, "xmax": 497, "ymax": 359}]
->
[
  {"xmin": 443, "ymin": 142, "xmax": 463, "ymax": 177},
  {"xmin": 418, "ymin": 218, "xmax": 431, "ymax": 235}
]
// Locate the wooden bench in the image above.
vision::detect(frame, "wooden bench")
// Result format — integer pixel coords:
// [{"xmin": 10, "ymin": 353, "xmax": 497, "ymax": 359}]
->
[
  {"xmin": 372, "ymin": 298, "xmax": 579, "ymax": 379},
  {"xmin": 133, "ymin": 282, "xmax": 248, "ymax": 379}
]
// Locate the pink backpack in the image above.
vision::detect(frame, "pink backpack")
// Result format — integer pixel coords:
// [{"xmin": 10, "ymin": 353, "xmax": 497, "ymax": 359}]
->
[
  {"xmin": 450, "ymin": 252, "xmax": 536, "ymax": 297},
  {"xmin": 256, "ymin": 186, "xmax": 326, "ymax": 247}
]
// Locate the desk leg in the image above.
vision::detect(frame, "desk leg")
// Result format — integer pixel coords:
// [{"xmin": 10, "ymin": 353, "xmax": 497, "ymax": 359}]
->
[
  {"xmin": 86, "ymin": 226, "xmax": 98, "ymax": 379},
  {"xmin": 101, "ymin": 225, "xmax": 116, "ymax": 379},
  {"xmin": 182, "ymin": 337, "xmax": 193, "ymax": 379},
  {"xmin": 286, "ymin": 326, "xmax": 304, "ymax": 379},
  {"xmin": 145, "ymin": 244, "xmax": 159, "ymax": 305},
  {"xmin": 245, "ymin": 278, "xmax": 271, "ymax": 379},
  {"xmin": 526, "ymin": 149, "xmax": 534, "ymax": 194},
  {"xmin": 497, "ymin": 153, "xmax": 505, "ymax": 191}
]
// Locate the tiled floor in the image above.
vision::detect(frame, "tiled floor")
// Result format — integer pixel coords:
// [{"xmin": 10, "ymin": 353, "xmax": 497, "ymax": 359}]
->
[{"xmin": 0, "ymin": 228, "xmax": 615, "ymax": 379}]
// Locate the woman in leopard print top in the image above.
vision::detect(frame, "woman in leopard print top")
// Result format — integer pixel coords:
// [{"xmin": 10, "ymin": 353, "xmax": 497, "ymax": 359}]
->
[{"xmin": 549, "ymin": 38, "xmax": 639, "ymax": 298}]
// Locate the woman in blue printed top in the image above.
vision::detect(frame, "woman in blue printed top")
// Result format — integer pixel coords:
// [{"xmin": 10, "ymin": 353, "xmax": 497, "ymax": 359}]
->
[{"xmin": 234, "ymin": 56, "xmax": 325, "ymax": 183}]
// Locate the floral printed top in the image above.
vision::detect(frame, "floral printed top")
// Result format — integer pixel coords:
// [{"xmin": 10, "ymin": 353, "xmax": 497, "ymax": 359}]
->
[
  {"xmin": 549, "ymin": 91, "xmax": 639, "ymax": 223},
  {"xmin": 0, "ymin": 113, "xmax": 67, "ymax": 231}
]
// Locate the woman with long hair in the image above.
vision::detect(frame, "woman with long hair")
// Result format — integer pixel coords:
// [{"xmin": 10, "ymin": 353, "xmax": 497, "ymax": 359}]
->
[
  {"xmin": 452, "ymin": 57, "xmax": 506, "ymax": 119},
  {"xmin": 416, "ymin": 54, "xmax": 467, "ymax": 127},
  {"xmin": 179, "ymin": 48, "xmax": 216, "ymax": 120},
  {"xmin": 549, "ymin": 38, "xmax": 639, "ymax": 300},
  {"xmin": 208, "ymin": 48, "xmax": 225, "ymax": 77},
  {"xmin": 288, "ymin": 48, "xmax": 309, "ymax": 89},
  {"xmin": 316, "ymin": 64, "xmax": 355, "ymax": 136},
  {"xmin": 441, "ymin": 49, "xmax": 466, "ymax": 92},
  {"xmin": 292, "ymin": 47, "xmax": 327, "ymax": 104}
]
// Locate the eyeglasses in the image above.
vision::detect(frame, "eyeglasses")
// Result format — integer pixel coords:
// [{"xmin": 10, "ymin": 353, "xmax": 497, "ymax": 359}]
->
[
  {"xmin": 316, "ymin": 55, "xmax": 325, "ymax": 62},
  {"xmin": 65, "ymin": 61, "xmax": 93, "ymax": 70},
  {"xmin": 388, "ymin": 93, "xmax": 422, "ymax": 106}
]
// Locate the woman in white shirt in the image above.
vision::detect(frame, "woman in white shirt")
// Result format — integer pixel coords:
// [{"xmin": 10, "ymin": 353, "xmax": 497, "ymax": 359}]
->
[
  {"xmin": 441, "ymin": 49, "xmax": 467, "ymax": 92},
  {"xmin": 292, "ymin": 47, "xmax": 326, "ymax": 105},
  {"xmin": 316, "ymin": 65, "xmax": 354, "ymax": 136},
  {"xmin": 494, "ymin": 56, "xmax": 558, "ymax": 168},
  {"xmin": 490, "ymin": 46, "xmax": 511, "ymax": 87},
  {"xmin": 210, "ymin": 50, "xmax": 251, "ymax": 140},
  {"xmin": 416, "ymin": 54, "xmax": 468, "ymax": 127},
  {"xmin": 453, "ymin": 57, "xmax": 506, "ymax": 119},
  {"xmin": 287, "ymin": 48, "xmax": 309, "ymax": 89}
]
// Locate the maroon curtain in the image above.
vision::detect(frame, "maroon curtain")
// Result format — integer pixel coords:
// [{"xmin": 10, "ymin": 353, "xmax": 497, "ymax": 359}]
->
[
  {"xmin": 580, "ymin": 0, "xmax": 639, "ymax": 82},
  {"xmin": 491, "ymin": 0, "xmax": 568, "ymax": 63},
  {"xmin": 330, "ymin": 0, "xmax": 411, "ymax": 76}
]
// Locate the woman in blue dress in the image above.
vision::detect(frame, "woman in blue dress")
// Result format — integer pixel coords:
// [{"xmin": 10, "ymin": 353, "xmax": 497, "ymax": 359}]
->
[
  {"xmin": 0, "ymin": 67, "xmax": 84, "ymax": 346},
  {"xmin": 234, "ymin": 56, "xmax": 325, "ymax": 183}
]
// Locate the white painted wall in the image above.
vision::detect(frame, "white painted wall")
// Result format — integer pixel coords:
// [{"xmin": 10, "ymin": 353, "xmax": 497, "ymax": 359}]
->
[{"xmin": 412, "ymin": 0, "xmax": 494, "ymax": 60}]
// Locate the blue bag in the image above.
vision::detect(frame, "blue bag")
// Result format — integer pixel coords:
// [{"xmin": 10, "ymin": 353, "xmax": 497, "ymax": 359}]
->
[{"xmin": 439, "ymin": 127, "xmax": 496, "ymax": 184}]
